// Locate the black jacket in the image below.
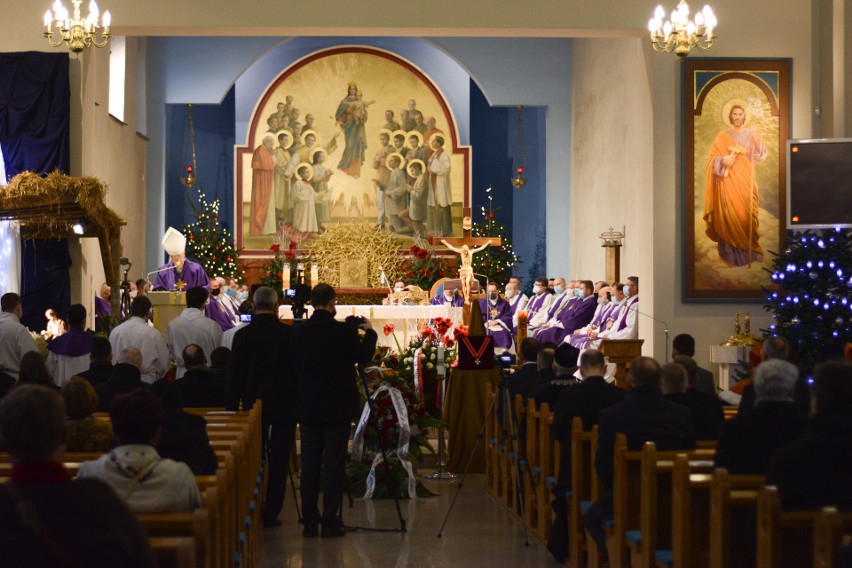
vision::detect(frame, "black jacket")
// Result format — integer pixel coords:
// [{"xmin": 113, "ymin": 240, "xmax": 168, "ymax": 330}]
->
[
  {"xmin": 664, "ymin": 388, "xmax": 725, "ymax": 441},
  {"xmin": 291, "ymin": 310, "xmax": 377, "ymax": 424},
  {"xmin": 78, "ymin": 362, "xmax": 114, "ymax": 388},
  {"xmin": 227, "ymin": 314, "xmax": 294, "ymax": 415},
  {"xmin": 95, "ymin": 364, "xmax": 144, "ymax": 411},
  {"xmin": 596, "ymin": 386, "xmax": 695, "ymax": 490},
  {"xmin": 178, "ymin": 366, "xmax": 226, "ymax": 408},
  {"xmin": 157, "ymin": 409, "xmax": 219, "ymax": 475},
  {"xmin": 715, "ymin": 398, "xmax": 808, "ymax": 475}
]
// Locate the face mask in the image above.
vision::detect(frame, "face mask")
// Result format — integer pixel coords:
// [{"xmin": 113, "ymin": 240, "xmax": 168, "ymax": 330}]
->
[
  {"xmin": 211, "ymin": 288, "xmax": 221, "ymax": 297},
  {"xmin": 610, "ymin": 297, "xmax": 622, "ymax": 305},
  {"xmin": 597, "ymin": 296, "xmax": 608, "ymax": 305},
  {"xmin": 533, "ymin": 285, "xmax": 542, "ymax": 295},
  {"xmin": 505, "ymin": 289, "xmax": 515, "ymax": 299},
  {"xmin": 554, "ymin": 285, "xmax": 564, "ymax": 295},
  {"xmin": 623, "ymin": 285, "xmax": 631, "ymax": 297},
  {"xmin": 574, "ymin": 288, "xmax": 583, "ymax": 298},
  {"xmin": 490, "ymin": 293, "xmax": 498, "ymax": 301},
  {"xmin": 394, "ymin": 287, "xmax": 404, "ymax": 292}
]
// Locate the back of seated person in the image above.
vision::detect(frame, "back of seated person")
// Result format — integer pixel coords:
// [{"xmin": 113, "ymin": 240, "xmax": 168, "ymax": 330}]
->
[
  {"xmin": 715, "ymin": 359, "xmax": 808, "ymax": 475},
  {"xmin": 766, "ymin": 359, "xmax": 852, "ymax": 510},
  {"xmin": 0, "ymin": 384, "xmax": 155, "ymax": 567},
  {"xmin": 209, "ymin": 346, "xmax": 231, "ymax": 394},
  {"xmin": 661, "ymin": 362, "xmax": 725, "ymax": 440},
  {"xmin": 149, "ymin": 378, "xmax": 218, "ymax": 475},
  {"xmin": 671, "ymin": 333, "xmax": 716, "ymax": 394},
  {"xmin": 18, "ymin": 351, "xmax": 59, "ymax": 391},
  {"xmin": 78, "ymin": 336, "xmax": 115, "ymax": 388},
  {"xmin": 515, "ymin": 347, "xmax": 556, "ymax": 400},
  {"xmin": 95, "ymin": 347, "xmax": 145, "ymax": 411},
  {"xmin": 177, "ymin": 344, "xmax": 226, "ymax": 408},
  {"xmin": 77, "ymin": 388, "xmax": 203, "ymax": 513},
  {"xmin": 62, "ymin": 376, "xmax": 114, "ymax": 452},
  {"xmin": 671, "ymin": 355, "xmax": 725, "ymax": 439}
]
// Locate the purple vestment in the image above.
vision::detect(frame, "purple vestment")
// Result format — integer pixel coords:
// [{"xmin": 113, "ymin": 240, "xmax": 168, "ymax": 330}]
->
[
  {"xmin": 534, "ymin": 295, "xmax": 597, "ymax": 345},
  {"xmin": 152, "ymin": 259, "xmax": 210, "ymax": 291},
  {"xmin": 205, "ymin": 297, "xmax": 236, "ymax": 331},
  {"xmin": 478, "ymin": 297, "xmax": 514, "ymax": 349},
  {"xmin": 47, "ymin": 328, "xmax": 93, "ymax": 357},
  {"xmin": 429, "ymin": 293, "xmax": 464, "ymax": 307}
]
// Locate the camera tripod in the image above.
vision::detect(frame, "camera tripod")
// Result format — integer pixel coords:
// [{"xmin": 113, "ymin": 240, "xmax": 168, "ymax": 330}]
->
[{"xmin": 436, "ymin": 376, "xmax": 530, "ymax": 546}]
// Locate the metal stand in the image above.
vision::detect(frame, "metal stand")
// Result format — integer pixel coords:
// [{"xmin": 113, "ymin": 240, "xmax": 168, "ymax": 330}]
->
[{"xmin": 424, "ymin": 376, "xmax": 457, "ymax": 481}]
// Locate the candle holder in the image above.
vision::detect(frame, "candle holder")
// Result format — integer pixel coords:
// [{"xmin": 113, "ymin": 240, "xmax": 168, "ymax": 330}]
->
[{"xmin": 424, "ymin": 354, "xmax": 457, "ymax": 481}]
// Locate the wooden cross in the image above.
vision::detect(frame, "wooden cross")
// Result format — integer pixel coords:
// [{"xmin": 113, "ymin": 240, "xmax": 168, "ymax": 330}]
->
[{"xmin": 440, "ymin": 207, "xmax": 502, "ymax": 324}]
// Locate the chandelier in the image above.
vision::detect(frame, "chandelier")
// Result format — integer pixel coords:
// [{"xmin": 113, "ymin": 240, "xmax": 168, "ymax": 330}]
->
[
  {"xmin": 648, "ymin": 1, "xmax": 716, "ymax": 57},
  {"xmin": 43, "ymin": 0, "xmax": 111, "ymax": 54}
]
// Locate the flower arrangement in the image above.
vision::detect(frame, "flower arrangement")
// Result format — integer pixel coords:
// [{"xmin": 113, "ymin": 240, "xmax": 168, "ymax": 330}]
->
[
  {"xmin": 260, "ymin": 239, "xmax": 306, "ymax": 292},
  {"xmin": 401, "ymin": 244, "xmax": 451, "ymax": 289},
  {"xmin": 346, "ymin": 316, "xmax": 467, "ymax": 499}
]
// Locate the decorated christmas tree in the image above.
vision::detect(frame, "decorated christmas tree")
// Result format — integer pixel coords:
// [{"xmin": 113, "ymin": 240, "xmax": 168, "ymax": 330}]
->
[
  {"xmin": 470, "ymin": 187, "xmax": 522, "ymax": 287},
  {"xmin": 764, "ymin": 228, "xmax": 851, "ymax": 372},
  {"xmin": 181, "ymin": 186, "xmax": 242, "ymax": 280}
]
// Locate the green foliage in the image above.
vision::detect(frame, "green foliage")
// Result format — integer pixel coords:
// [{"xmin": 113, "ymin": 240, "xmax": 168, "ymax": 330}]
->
[
  {"xmin": 182, "ymin": 187, "xmax": 242, "ymax": 280},
  {"xmin": 763, "ymin": 228, "xmax": 852, "ymax": 372},
  {"xmin": 471, "ymin": 190, "xmax": 521, "ymax": 287}
]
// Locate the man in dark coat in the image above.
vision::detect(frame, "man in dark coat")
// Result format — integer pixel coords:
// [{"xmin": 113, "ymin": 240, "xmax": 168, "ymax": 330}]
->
[
  {"xmin": 767, "ymin": 359, "xmax": 852, "ymax": 511},
  {"xmin": 508, "ymin": 338, "xmax": 542, "ymax": 393},
  {"xmin": 547, "ymin": 349, "xmax": 625, "ymax": 563},
  {"xmin": 149, "ymin": 379, "xmax": 218, "ymax": 475},
  {"xmin": 78, "ymin": 336, "xmax": 114, "ymax": 388},
  {"xmin": 513, "ymin": 347, "xmax": 557, "ymax": 401},
  {"xmin": 664, "ymin": 359, "xmax": 725, "ymax": 441},
  {"xmin": 291, "ymin": 284, "xmax": 378, "ymax": 538},
  {"xmin": 529, "ymin": 343, "xmax": 580, "ymax": 409},
  {"xmin": 95, "ymin": 347, "xmax": 145, "ymax": 411},
  {"xmin": 178, "ymin": 344, "xmax": 226, "ymax": 408},
  {"xmin": 714, "ymin": 359, "xmax": 808, "ymax": 474},
  {"xmin": 0, "ymin": 384, "xmax": 155, "ymax": 567},
  {"xmin": 672, "ymin": 334, "xmax": 716, "ymax": 395},
  {"xmin": 584, "ymin": 357, "xmax": 696, "ymax": 560},
  {"xmin": 228, "ymin": 286, "xmax": 295, "ymax": 527}
]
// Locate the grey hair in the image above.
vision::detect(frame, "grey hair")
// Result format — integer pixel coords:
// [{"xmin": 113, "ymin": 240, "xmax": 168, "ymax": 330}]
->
[
  {"xmin": 660, "ymin": 362, "xmax": 688, "ymax": 394},
  {"xmin": 253, "ymin": 286, "xmax": 279, "ymax": 311},
  {"xmin": 754, "ymin": 359, "xmax": 798, "ymax": 398},
  {"xmin": 762, "ymin": 336, "xmax": 790, "ymax": 361}
]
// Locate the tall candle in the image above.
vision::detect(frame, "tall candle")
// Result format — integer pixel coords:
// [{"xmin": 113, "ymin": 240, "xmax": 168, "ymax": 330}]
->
[
  {"xmin": 310, "ymin": 263, "xmax": 319, "ymax": 285},
  {"xmin": 282, "ymin": 264, "xmax": 290, "ymax": 289}
]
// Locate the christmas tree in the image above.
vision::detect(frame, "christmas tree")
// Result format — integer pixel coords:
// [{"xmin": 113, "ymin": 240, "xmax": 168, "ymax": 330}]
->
[
  {"xmin": 764, "ymin": 228, "xmax": 852, "ymax": 372},
  {"xmin": 470, "ymin": 187, "xmax": 522, "ymax": 287},
  {"xmin": 181, "ymin": 186, "xmax": 242, "ymax": 280}
]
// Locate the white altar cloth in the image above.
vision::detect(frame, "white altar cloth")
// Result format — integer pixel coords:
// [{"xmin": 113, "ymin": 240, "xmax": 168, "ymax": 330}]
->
[{"xmin": 278, "ymin": 304, "xmax": 463, "ymax": 348}]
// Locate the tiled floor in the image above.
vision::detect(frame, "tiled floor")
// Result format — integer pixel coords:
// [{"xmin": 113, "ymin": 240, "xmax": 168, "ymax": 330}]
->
[{"xmin": 260, "ymin": 474, "xmax": 558, "ymax": 567}]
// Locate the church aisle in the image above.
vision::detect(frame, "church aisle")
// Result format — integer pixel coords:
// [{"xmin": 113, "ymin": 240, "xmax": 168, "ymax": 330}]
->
[{"xmin": 260, "ymin": 474, "xmax": 557, "ymax": 567}]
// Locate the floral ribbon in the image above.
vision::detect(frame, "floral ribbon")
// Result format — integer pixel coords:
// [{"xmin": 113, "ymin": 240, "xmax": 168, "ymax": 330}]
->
[
  {"xmin": 412, "ymin": 347, "xmax": 425, "ymax": 401},
  {"xmin": 351, "ymin": 384, "xmax": 417, "ymax": 499}
]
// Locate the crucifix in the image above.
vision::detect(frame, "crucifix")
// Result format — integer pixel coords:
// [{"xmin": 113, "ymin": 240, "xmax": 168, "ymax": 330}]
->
[{"xmin": 440, "ymin": 208, "xmax": 501, "ymax": 324}]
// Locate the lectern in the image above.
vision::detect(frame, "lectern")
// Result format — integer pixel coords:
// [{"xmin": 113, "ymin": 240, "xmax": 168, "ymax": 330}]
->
[
  {"xmin": 600, "ymin": 339, "xmax": 644, "ymax": 388},
  {"xmin": 148, "ymin": 291, "xmax": 185, "ymax": 341}
]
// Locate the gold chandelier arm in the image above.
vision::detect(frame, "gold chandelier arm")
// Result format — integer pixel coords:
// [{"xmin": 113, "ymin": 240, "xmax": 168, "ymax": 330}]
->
[
  {"xmin": 90, "ymin": 34, "xmax": 111, "ymax": 48},
  {"xmin": 43, "ymin": 31, "xmax": 67, "ymax": 48}
]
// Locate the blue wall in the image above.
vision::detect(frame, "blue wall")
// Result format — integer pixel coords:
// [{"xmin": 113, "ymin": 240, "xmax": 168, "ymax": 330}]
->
[{"xmin": 164, "ymin": 89, "xmax": 236, "ymax": 259}]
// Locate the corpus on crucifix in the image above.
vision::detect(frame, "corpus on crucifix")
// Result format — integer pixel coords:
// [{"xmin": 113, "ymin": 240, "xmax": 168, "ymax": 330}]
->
[{"xmin": 441, "ymin": 209, "xmax": 501, "ymax": 311}]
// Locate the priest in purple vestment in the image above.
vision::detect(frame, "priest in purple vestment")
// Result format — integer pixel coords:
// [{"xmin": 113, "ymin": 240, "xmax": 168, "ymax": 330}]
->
[
  {"xmin": 152, "ymin": 227, "xmax": 210, "ymax": 292},
  {"xmin": 429, "ymin": 287, "xmax": 464, "ymax": 307},
  {"xmin": 94, "ymin": 284, "xmax": 111, "ymax": 332},
  {"xmin": 534, "ymin": 280, "xmax": 597, "ymax": 345},
  {"xmin": 479, "ymin": 283, "xmax": 514, "ymax": 352},
  {"xmin": 46, "ymin": 304, "xmax": 94, "ymax": 387}
]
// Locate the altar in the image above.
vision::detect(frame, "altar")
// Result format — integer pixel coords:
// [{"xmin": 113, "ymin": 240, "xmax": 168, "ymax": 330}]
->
[{"xmin": 277, "ymin": 304, "xmax": 464, "ymax": 348}]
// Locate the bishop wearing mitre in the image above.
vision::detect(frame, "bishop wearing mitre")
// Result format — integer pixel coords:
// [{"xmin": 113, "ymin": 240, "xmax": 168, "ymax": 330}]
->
[{"xmin": 152, "ymin": 227, "xmax": 211, "ymax": 291}]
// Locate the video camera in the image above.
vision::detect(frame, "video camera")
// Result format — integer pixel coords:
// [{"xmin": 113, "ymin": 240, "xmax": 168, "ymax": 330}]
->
[{"xmin": 281, "ymin": 284, "xmax": 311, "ymax": 320}]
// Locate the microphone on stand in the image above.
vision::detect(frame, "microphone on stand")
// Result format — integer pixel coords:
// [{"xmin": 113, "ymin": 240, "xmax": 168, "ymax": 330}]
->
[
  {"xmin": 623, "ymin": 300, "xmax": 671, "ymax": 361},
  {"xmin": 145, "ymin": 265, "xmax": 176, "ymax": 281}
]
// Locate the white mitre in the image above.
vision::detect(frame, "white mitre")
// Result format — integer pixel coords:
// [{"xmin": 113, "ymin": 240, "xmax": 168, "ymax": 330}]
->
[{"xmin": 162, "ymin": 227, "xmax": 187, "ymax": 256}]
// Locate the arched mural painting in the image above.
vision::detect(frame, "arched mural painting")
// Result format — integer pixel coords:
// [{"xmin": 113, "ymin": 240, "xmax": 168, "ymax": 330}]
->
[{"xmin": 234, "ymin": 46, "xmax": 471, "ymax": 256}]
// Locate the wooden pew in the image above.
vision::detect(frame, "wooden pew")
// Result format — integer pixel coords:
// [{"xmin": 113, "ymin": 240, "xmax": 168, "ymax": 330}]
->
[
  {"xmin": 813, "ymin": 507, "xmax": 852, "ymax": 568},
  {"xmin": 603, "ymin": 434, "xmax": 645, "ymax": 568},
  {"xmin": 522, "ymin": 398, "xmax": 547, "ymax": 537},
  {"xmin": 150, "ymin": 536, "xmax": 197, "ymax": 568},
  {"xmin": 755, "ymin": 486, "xmax": 852, "ymax": 568},
  {"xmin": 485, "ymin": 382, "xmax": 501, "ymax": 498},
  {"xmin": 137, "ymin": 509, "xmax": 210, "ymax": 568},
  {"xmin": 655, "ymin": 454, "xmax": 715, "ymax": 568},
  {"xmin": 709, "ymin": 468, "xmax": 765, "ymax": 568},
  {"xmin": 627, "ymin": 446, "xmax": 716, "ymax": 568},
  {"xmin": 569, "ymin": 418, "xmax": 598, "ymax": 568}
]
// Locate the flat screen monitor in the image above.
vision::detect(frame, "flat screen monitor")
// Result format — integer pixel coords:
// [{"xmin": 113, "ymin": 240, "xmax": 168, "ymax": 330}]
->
[{"xmin": 786, "ymin": 138, "xmax": 852, "ymax": 230}]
